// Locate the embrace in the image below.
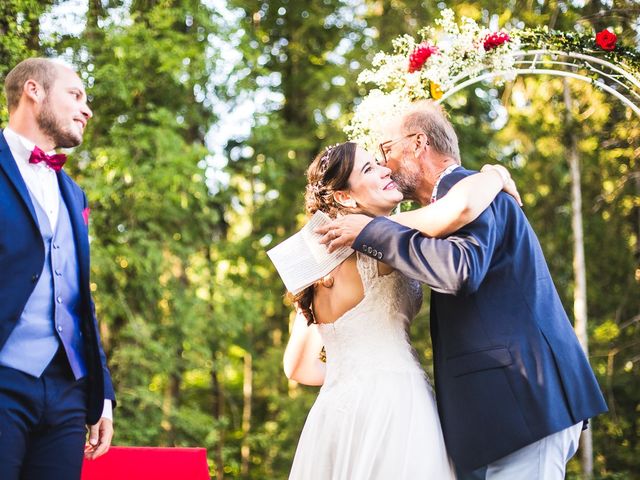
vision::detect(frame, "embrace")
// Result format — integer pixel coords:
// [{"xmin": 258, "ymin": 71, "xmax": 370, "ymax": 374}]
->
[{"xmin": 282, "ymin": 101, "xmax": 607, "ymax": 479}]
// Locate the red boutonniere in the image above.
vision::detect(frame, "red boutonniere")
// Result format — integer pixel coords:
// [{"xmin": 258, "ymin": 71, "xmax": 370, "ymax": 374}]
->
[
  {"xmin": 408, "ymin": 42, "xmax": 438, "ymax": 73},
  {"xmin": 483, "ymin": 31, "xmax": 510, "ymax": 51},
  {"xmin": 595, "ymin": 29, "xmax": 617, "ymax": 51},
  {"xmin": 82, "ymin": 207, "xmax": 90, "ymax": 226}
]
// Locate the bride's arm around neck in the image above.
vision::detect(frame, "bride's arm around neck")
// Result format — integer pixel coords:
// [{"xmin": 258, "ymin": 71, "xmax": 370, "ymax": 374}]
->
[
  {"xmin": 390, "ymin": 165, "xmax": 519, "ymax": 237},
  {"xmin": 283, "ymin": 310, "xmax": 326, "ymax": 386}
]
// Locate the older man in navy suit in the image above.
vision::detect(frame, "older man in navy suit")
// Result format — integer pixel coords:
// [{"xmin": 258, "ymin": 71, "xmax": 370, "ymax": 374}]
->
[
  {"xmin": 318, "ymin": 101, "xmax": 607, "ymax": 479},
  {"xmin": 0, "ymin": 58, "xmax": 115, "ymax": 480}
]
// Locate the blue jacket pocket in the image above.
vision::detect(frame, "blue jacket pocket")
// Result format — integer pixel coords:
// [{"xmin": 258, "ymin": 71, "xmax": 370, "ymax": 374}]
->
[{"xmin": 448, "ymin": 346, "xmax": 513, "ymax": 377}]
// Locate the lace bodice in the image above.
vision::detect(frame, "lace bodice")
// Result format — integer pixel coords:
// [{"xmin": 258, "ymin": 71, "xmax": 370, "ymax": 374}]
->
[{"xmin": 318, "ymin": 253, "xmax": 424, "ymax": 390}]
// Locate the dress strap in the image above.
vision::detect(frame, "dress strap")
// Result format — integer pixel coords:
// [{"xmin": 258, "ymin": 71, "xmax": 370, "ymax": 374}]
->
[{"xmin": 355, "ymin": 252, "xmax": 379, "ymax": 291}]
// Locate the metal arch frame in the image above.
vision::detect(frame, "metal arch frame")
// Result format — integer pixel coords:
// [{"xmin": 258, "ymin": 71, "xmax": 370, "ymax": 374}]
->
[{"xmin": 437, "ymin": 50, "xmax": 640, "ymax": 118}]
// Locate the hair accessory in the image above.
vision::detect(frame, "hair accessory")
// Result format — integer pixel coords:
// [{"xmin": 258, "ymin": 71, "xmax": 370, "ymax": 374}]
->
[
  {"xmin": 318, "ymin": 143, "xmax": 341, "ymax": 173},
  {"xmin": 307, "ymin": 182, "xmax": 326, "ymax": 198}
]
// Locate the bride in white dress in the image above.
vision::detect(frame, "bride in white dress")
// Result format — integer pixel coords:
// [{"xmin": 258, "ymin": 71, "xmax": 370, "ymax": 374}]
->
[{"xmin": 283, "ymin": 142, "xmax": 518, "ymax": 479}]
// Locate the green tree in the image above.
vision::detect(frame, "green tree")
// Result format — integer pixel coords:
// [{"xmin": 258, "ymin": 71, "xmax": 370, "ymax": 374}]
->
[
  {"xmin": 58, "ymin": 0, "xmax": 230, "ymax": 469},
  {"xmin": 0, "ymin": 0, "xmax": 53, "ymax": 119},
  {"xmin": 2, "ymin": 1, "xmax": 638, "ymax": 478}
]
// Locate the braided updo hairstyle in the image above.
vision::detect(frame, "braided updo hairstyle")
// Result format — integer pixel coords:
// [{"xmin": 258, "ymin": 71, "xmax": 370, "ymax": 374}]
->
[{"xmin": 292, "ymin": 142, "xmax": 358, "ymax": 324}]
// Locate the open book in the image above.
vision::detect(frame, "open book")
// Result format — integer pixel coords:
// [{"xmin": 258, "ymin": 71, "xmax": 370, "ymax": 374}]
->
[{"xmin": 267, "ymin": 211, "xmax": 354, "ymax": 294}]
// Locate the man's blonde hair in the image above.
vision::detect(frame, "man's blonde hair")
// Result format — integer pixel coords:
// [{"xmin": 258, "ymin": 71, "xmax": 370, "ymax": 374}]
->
[
  {"xmin": 4, "ymin": 58, "xmax": 58, "ymax": 112},
  {"xmin": 401, "ymin": 100, "xmax": 461, "ymax": 163}
]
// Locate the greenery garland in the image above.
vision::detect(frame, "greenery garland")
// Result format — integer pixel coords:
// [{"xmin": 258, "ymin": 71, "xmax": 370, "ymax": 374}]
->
[{"xmin": 515, "ymin": 26, "xmax": 640, "ymax": 75}]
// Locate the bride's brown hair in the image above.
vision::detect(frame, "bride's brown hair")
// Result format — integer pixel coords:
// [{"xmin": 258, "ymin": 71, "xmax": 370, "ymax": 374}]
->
[{"xmin": 291, "ymin": 142, "xmax": 357, "ymax": 324}]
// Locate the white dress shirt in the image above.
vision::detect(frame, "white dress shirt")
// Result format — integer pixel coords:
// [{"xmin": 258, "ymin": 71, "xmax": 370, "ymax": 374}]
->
[
  {"xmin": 3, "ymin": 127, "xmax": 60, "ymax": 230},
  {"xmin": 430, "ymin": 164, "xmax": 460, "ymax": 203},
  {"xmin": 3, "ymin": 127, "xmax": 112, "ymax": 421}
]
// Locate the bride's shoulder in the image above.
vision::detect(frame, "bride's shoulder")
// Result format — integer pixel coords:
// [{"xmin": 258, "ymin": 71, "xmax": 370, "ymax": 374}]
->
[{"xmin": 312, "ymin": 253, "xmax": 362, "ymax": 324}]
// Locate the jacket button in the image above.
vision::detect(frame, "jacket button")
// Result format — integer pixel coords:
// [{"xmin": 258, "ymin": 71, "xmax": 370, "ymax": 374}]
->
[
  {"xmin": 31, "ymin": 274, "xmax": 39, "ymax": 282},
  {"xmin": 361, "ymin": 244, "xmax": 367, "ymax": 252},
  {"xmin": 367, "ymin": 247, "xmax": 372, "ymax": 254},
  {"xmin": 377, "ymin": 252, "xmax": 383, "ymax": 259},
  {"xmin": 372, "ymin": 249, "xmax": 378, "ymax": 256}
]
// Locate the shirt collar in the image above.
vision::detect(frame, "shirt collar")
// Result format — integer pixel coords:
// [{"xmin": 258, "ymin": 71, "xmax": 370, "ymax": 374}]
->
[
  {"xmin": 3, "ymin": 127, "xmax": 56, "ymax": 169},
  {"xmin": 430, "ymin": 164, "xmax": 459, "ymax": 203}
]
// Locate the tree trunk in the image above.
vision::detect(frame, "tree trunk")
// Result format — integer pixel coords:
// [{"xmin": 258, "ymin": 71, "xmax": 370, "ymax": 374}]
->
[
  {"xmin": 635, "ymin": 172, "xmax": 640, "ymax": 263},
  {"xmin": 563, "ymin": 79, "xmax": 593, "ymax": 479},
  {"xmin": 86, "ymin": 0, "xmax": 106, "ymax": 36},
  {"xmin": 209, "ymin": 243, "xmax": 225, "ymax": 479},
  {"xmin": 240, "ymin": 352, "xmax": 253, "ymax": 477},
  {"xmin": 161, "ymin": 370, "xmax": 180, "ymax": 445},
  {"xmin": 212, "ymin": 362, "xmax": 225, "ymax": 480}
]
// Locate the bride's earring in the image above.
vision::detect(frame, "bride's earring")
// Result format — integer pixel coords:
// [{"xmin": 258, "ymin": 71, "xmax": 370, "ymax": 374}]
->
[{"xmin": 321, "ymin": 274, "xmax": 334, "ymax": 288}]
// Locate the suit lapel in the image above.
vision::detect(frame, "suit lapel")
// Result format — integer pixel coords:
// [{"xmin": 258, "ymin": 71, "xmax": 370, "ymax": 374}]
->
[
  {"xmin": 57, "ymin": 171, "xmax": 90, "ymax": 289},
  {"xmin": 0, "ymin": 132, "xmax": 39, "ymax": 228}
]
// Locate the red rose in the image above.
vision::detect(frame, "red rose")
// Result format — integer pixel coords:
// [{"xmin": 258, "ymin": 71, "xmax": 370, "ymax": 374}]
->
[
  {"xmin": 595, "ymin": 29, "xmax": 617, "ymax": 51},
  {"xmin": 483, "ymin": 31, "xmax": 510, "ymax": 51},
  {"xmin": 408, "ymin": 42, "xmax": 438, "ymax": 73}
]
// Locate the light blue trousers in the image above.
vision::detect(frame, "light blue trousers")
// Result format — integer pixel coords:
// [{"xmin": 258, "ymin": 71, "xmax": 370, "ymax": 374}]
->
[
  {"xmin": 457, "ymin": 422, "xmax": 582, "ymax": 480},
  {"xmin": 485, "ymin": 422, "xmax": 583, "ymax": 480}
]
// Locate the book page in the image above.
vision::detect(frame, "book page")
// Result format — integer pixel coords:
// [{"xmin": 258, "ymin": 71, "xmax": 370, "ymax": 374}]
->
[{"xmin": 267, "ymin": 211, "xmax": 353, "ymax": 294}]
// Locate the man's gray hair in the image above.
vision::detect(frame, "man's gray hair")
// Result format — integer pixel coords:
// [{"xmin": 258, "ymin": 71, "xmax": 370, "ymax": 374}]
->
[
  {"xmin": 4, "ymin": 58, "xmax": 59, "ymax": 112},
  {"xmin": 401, "ymin": 100, "xmax": 461, "ymax": 164}
]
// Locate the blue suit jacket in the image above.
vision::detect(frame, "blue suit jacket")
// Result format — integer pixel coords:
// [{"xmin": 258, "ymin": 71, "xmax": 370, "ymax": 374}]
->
[
  {"xmin": 354, "ymin": 167, "xmax": 607, "ymax": 470},
  {"xmin": 0, "ymin": 131, "xmax": 114, "ymax": 425}
]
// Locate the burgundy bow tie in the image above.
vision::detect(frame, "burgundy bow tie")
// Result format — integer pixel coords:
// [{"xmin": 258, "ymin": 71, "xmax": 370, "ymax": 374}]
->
[{"xmin": 29, "ymin": 146, "xmax": 67, "ymax": 172}]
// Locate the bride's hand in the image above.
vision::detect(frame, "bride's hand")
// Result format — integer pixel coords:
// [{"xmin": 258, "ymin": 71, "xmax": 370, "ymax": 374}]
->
[
  {"xmin": 316, "ymin": 214, "xmax": 373, "ymax": 253},
  {"xmin": 480, "ymin": 164, "xmax": 522, "ymax": 207}
]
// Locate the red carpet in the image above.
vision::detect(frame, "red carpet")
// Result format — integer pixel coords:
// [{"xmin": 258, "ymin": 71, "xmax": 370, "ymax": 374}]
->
[{"xmin": 81, "ymin": 446, "xmax": 210, "ymax": 479}]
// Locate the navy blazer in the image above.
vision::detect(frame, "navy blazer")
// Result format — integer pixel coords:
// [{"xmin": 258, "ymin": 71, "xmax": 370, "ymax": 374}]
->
[
  {"xmin": 355, "ymin": 167, "xmax": 607, "ymax": 470},
  {"xmin": 0, "ymin": 131, "xmax": 114, "ymax": 425}
]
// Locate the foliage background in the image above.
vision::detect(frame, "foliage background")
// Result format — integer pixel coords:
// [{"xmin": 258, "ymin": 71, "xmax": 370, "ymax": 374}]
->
[{"xmin": 1, "ymin": 1, "xmax": 638, "ymax": 478}]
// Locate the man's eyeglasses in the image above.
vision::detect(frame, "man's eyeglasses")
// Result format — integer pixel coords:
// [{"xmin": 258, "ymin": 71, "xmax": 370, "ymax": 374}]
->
[{"xmin": 378, "ymin": 133, "xmax": 423, "ymax": 165}]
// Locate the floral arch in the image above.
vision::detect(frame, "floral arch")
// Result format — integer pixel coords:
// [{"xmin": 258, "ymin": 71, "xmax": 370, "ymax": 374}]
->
[{"xmin": 346, "ymin": 10, "xmax": 640, "ymax": 149}]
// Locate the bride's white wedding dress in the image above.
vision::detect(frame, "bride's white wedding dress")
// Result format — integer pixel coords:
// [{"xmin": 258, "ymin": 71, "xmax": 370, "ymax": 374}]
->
[{"xmin": 289, "ymin": 253, "xmax": 455, "ymax": 479}]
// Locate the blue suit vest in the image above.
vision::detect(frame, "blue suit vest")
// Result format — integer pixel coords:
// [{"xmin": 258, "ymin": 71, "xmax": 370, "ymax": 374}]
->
[
  {"xmin": 0, "ymin": 189, "xmax": 86, "ymax": 379},
  {"xmin": 0, "ymin": 131, "xmax": 114, "ymax": 424}
]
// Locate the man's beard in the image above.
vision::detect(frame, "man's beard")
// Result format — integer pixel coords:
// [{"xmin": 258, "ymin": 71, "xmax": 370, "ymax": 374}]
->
[
  {"xmin": 391, "ymin": 169, "xmax": 422, "ymax": 203},
  {"xmin": 37, "ymin": 98, "xmax": 82, "ymax": 149}
]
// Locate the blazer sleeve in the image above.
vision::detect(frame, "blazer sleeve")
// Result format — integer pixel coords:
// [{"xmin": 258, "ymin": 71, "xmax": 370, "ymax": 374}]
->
[
  {"xmin": 91, "ymin": 297, "xmax": 116, "ymax": 403},
  {"xmin": 82, "ymin": 191, "xmax": 116, "ymax": 404},
  {"xmin": 353, "ymin": 202, "xmax": 499, "ymax": 295}
]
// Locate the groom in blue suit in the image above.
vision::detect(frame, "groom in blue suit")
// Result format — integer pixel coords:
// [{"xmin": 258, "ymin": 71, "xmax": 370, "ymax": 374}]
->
[
  {"xmin": 0, "ymin": 58, "xmax": 115, "ymax": 479},
  {"xmin": 318, "ymin": 101, "xmax": 607, "ymax": 479}
]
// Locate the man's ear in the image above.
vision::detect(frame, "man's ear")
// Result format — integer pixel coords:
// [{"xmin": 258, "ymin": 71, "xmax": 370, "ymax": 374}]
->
[
  {"xmin": 23, "ymin": 79, "xmax": 43, "ymax": 104},
  {"xmin": 333, "ymin": 190, "xmax": 357, "ymax": 208},
  {"xmin": 413, "ymin": 132, "xmax": 429, "ymax": 157}
]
